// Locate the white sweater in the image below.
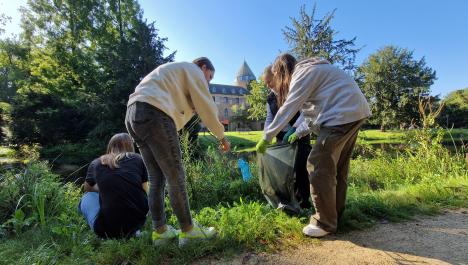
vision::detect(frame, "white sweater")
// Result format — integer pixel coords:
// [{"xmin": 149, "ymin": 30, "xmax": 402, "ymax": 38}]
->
[
  {"xmin": 127, "ymin": 62, "xmax": 225, "ymax": 140},
  {"xmin": 264, "ymin": 58, "xmax": 371, "ymax": 142}
]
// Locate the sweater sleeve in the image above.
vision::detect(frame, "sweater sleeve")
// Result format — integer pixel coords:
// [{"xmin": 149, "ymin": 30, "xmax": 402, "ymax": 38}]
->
[
  {"xmin": 188, "ymin": 70, "xmax": 225, "ymax": 140},
  {"xmin": 263, "ymin": 66, "xmax": 315, "ymax": 142},
  {"xmin": 292, "ymin": 112, "xmax": 309, "ymax": 139}
]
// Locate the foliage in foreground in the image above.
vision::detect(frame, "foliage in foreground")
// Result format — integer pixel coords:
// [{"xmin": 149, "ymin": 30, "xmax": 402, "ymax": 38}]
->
[{"xmin": 0, "ymin": 127, "xmax": 467, "ymax": 264}]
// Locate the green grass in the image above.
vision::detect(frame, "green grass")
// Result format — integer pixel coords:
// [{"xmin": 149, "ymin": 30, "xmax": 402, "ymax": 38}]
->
[
  {"xmin": 199, "ymin": 129, "xmax": 468, "ymax": 152},
  {"xmin": 0, "ymin": 129, "xmax": 467, "ymax": 264},
  {"xmin": 357, "ymin": 130, "xmax": 407, "ymax": 144},
  {"xmin": 0, "ymin": 146, "xmax": 17, "ymax": 164}
]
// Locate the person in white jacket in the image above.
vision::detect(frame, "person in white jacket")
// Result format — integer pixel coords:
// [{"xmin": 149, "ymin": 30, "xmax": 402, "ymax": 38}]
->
[
  {"xmin": 126, "ymin": 57, "xmax": 230, "ymax": 247},
  {"xmin": 257, "ymin": 53, "xmax": 371, "ymax": 237}
]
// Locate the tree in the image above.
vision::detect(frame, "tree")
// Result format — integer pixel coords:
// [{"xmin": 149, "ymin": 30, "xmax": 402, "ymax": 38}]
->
[
  {"xmin": 438, "ymin": 88, "xmax": 468, "ymax": 128},
  {"xmin": 357, "ymin": 46, "xmax": 436, "ymax": 131},
  {"xmin": 283, "ymin": 4, "xmax": 361, "ymax": 72},
  {"xmin": 230, "ymin": 104, "xmax": 250, "ymax": 128},
  {"xmin": 8, "ymin": 0, "xmax": 174, "ymax": 146},
  {"xmin": 0, "ymin": 38, "xmax": 29, "ymax": 102},
  {"xmin": 246, "ymin": 80, "xmax": 269, "ymax": 120},
  {"xmin": 0, "ymin": 13, "xmax": 11, "ymax": 36}
]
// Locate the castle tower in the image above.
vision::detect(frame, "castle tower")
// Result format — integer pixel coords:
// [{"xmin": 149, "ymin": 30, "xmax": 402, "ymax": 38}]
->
[{"xmin": 235, "ymin": 60, "xmax": 256, "ymax": 89}]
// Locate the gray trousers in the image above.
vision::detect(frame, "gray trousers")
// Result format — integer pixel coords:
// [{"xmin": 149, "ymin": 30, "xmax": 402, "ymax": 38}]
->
[
  {"xmin": 307, "ymin": 119, "xmax": 365, "ymax": 233},
  {"xmin": 125, "ymin": 102, "xmax": 192, "ymax": 229}
]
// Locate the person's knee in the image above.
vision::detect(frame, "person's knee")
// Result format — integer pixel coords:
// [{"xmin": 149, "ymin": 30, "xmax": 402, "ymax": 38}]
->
[{"xmin": 309, "ymin": 170, "xmax": 337, "ymax": 188}]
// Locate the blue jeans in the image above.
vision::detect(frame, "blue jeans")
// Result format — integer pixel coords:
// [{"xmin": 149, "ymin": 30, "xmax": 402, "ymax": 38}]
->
[{"xmin": 78, "ymin": 192, "xmax": 100, "ymax": 229}]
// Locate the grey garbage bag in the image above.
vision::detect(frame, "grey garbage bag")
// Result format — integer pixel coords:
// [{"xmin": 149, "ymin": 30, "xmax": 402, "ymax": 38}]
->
[{"xmin": 257, "ymin": 143, "xmax": 301, "ymax": 215}]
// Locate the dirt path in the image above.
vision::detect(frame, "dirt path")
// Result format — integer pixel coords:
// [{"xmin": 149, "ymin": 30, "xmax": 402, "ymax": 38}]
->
[{"xmin": 198, "ymin": 209, "xmax": 468, "ymax": 265}]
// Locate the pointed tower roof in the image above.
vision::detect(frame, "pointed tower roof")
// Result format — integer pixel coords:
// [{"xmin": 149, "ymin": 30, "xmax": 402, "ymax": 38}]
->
[{"xmin": 235, "ymin": 60, "xmax": 256, "ymax": 88}]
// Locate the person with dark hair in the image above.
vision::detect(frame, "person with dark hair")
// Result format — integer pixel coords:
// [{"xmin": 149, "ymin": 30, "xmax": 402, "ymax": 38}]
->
[
  {"xmin": 79, "ymin": 133, "xmax": 149, "ymax": 239},
  {"xmin": 125, "ymin": 57, "xmax": 230, "ymax": 247},
  {"xmin": 257, "ymin": 53, "xmax": 371, "ymax": 237}
]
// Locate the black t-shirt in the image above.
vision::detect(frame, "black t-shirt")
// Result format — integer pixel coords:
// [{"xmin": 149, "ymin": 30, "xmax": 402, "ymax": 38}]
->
[{"xmin": 85, "ymin": 153, "xmax": 149, "ymax": 238}]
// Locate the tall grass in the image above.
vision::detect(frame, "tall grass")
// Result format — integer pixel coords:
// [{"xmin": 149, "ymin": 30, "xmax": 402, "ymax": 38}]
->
[
  {"xmin": 339, "ymin": 101, "xmax": 467, "ymax": 230},
  {"xmin": 180, "ymin": 133, "xmax": 263, "ymax": 210},
  {"xmin": 0, "ymin": 123, "xmax": 466, "ymax": 264}
]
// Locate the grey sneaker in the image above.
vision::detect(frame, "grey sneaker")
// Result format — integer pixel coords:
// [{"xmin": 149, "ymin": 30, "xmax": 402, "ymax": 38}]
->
[
  {"xmin": 152, "ymin": 225, "xmax": 179, "ymax": 246},
  {"xmin": 178, "ymin": 221, "xmax": 216, "ymax": 248}
]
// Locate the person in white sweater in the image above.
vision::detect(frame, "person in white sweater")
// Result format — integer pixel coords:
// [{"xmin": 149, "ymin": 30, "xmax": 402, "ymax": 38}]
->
[
  {"xmin": 125, "ymin": 57, "xmax": 230, "ymax": 247},
  {"xmin": 263, "ymin": 65, "xmax": 312, "ymax": 209},
  {"xmin": 257, "ymin": 53, "xmax": 371, "ymax": 237}
]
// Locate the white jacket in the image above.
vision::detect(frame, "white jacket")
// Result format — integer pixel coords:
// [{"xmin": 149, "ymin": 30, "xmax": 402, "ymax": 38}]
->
[
  {"xmin": 127, "ymin": 62, "xmax": 224, "ymax": 139},
  {"xmin": 264, "ymin": 58, "xmax": 371, "ymax": 141}
]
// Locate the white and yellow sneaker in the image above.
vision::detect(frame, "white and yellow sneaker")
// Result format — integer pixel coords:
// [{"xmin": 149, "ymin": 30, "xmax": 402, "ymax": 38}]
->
[
  {"xmin": 178, "ymin": 221, "xmax": 216, "ymax": 248},
  {"xmin": 152, "ymin": 225, "xmax": 179, "ymax": 246}
]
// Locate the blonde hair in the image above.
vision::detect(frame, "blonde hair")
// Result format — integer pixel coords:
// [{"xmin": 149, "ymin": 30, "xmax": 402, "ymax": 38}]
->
[
  {"xmin": 262, "ymin": 65, "xmax": 274, "ymax": 87},
  {"xmin": 272, "ymin": 53, "xmax": 297, "ymax": 106},
  {"xmin": 100, "ymin": 133, "xmax": 135, "ymax": 169}
]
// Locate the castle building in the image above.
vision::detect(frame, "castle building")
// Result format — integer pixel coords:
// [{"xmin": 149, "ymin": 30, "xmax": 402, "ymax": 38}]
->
[
  {"xmin": 205, "ymin": 60, "xmax": 263, "ymax": 131},
  {"xmin": 235, "ymin": 60, "xmax": 257, "ymax": 88}
]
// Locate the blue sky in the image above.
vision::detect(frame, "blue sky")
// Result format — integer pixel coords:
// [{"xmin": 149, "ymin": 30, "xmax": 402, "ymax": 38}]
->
[{"xmin": 1, "ymin": 0, "xmax": 467, "ymax": 97}]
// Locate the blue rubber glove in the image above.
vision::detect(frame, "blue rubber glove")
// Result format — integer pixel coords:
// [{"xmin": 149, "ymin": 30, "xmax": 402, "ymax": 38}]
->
[
  {"xmin": 282, "ymin": 127, "xmax": 296, "ymax": 143},
  {"xmin": 288, "ymin": 133, "xmax": 298, "ymax": 144},
  {"xmin": 255, "ymin": 139, "xmax": 270, "ymax": 154}
]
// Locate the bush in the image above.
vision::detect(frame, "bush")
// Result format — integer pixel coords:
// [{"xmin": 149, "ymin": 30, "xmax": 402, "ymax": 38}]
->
[
  {"xmin": 0, "ymin": 162, "xmax": 80, "ymax": 233},
  {"xmin": 0, "ymin": 116, "xmax": 467, "ymax": 264},
  {"xmin": 41, "ymin": 142, "xmax": 104, "ymax": 166},
  {"xmin": 182, "ymin": 141, "xmax": 263, "ymax": 210},
  {"xmin": 0, "ymin": 102, "xmax": 11, "ymax": 143}
]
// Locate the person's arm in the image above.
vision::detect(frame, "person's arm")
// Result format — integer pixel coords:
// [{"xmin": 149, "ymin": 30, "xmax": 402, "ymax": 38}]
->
[
  {"xmin": 292, "ymin": 112, "xmax": 311, "ymax": 138},
  {"xmin": 264, "ymin": 103, "xmax": 274, "ymax": 131},
  {"xmin": 142, "ymin": 182, "xmax": 149, "ymax": 194},
  {"xmin": 83, "ymin": 160, "xmax": 99, "ymax": 192},
  {"xmin": 187, "ymin": 68, "xmax": 225, "ymax": 141},
  {"xmin": 187, "ymin": 67, "xmax": 230, "ymax": 152},
  {"xmin": 292, "ymin": 112, "xmax": 304, "ymax": 128},
  {"xmin": 84, "ymin": 181, "xmax": 99, "ymax": 192},
  {"xmin": 138, "ymin": 155, "xmax": 149, "ymax": 194},
  {"xmin": 263, "ymin": 66, "xmax": 318, "ymax": 142}
]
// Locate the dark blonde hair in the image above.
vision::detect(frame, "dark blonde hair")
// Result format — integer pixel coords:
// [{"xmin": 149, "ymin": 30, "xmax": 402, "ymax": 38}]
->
[
  {"xmin": 272, "ymin": 53, "xmax": 297, "ymax": 106},
  {"xmin": 193, "ymin": 57, "xmax": 215, "ymax": 71},
  {"xmin": 262, "ymin": 65, "xmax": 274, "ymax": 89},
  {"xmin": 100, "ymin": 133, "xmax": 135, "ymax": 169}
]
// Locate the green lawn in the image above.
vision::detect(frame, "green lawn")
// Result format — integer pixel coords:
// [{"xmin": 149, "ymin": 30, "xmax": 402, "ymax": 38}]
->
[
  {"xmin": 0, "ymin": 146, "xmax": 17, "ymax": 165},
  {"xmin": 200, "ymin": 129, "xmax": 468, "ymax": 152},
  {"xmin": 1, "ymin": 131, "xmax": 466, "ymax": 265}
]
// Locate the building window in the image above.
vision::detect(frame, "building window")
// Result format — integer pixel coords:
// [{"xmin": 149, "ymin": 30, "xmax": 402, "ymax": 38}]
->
[
  {"xmin": 224, "ymin": 108, "xmax": 228, "ymax": 118},
  {"xmin": 212, "ymin": 87, "xmax": 216, "ymax": 93},
  {"xmin": 235, "ymin": 98, "xmax": 239, "ymax": 104},
  {"xmin": 231, "ymin": 88, "xmax": 236, "ymax": 94},
  {"xmin": 224, "ymin": 97, "xmax": 228, "ymax": 103},
  {"xmin": 222, "ymin": 88, "xmax": 226, "ymax": 94}
]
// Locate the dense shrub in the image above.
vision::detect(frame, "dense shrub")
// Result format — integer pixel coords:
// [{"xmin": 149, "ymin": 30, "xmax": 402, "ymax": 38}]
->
[{"xmin": 0, "ymin": 162, "xmax": 82, "ymax": 233}]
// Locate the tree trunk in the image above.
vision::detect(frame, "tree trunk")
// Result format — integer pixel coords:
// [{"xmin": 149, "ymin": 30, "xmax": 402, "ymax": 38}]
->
[{"xmin": 380, "ymin": 123, "xmax": 386, "ymax": 132}]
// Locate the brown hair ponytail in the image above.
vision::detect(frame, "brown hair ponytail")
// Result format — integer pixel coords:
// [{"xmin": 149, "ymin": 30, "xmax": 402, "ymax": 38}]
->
[
  {"xmin": 100, "ymin": 133, "xmax": 135, "ymax": 169},
  {"xmin": 272, "ymin": 53, "xmax": 297, "ymax": 106}
]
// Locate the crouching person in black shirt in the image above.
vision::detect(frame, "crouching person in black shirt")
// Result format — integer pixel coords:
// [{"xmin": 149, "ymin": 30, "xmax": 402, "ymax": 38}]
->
[{"xmin": 79, "ymin": 133, "xmax": 149, "ymax": 239}]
